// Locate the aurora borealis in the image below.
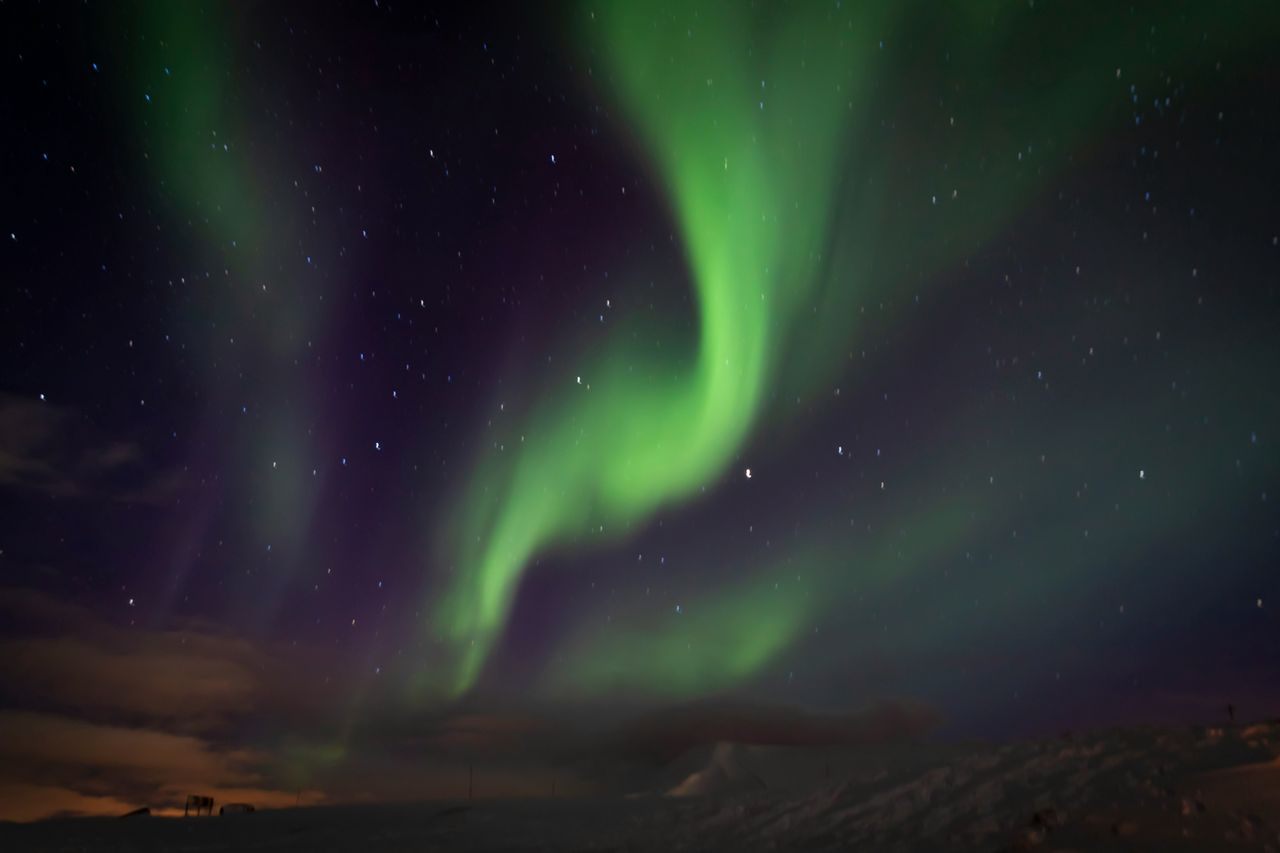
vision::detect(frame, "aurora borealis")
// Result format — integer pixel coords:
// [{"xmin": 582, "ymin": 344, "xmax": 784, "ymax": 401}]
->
[
  {"xmin": 432, "ymin": 1, "xmax": 1280, "ymax": 697},
  {"xmin": 433, "ymin": 2, "xmax": 871, "ymax": 694},
  {"xmin": 2, "ymin": 0, "xmax": 1279, "ymax": 822}
]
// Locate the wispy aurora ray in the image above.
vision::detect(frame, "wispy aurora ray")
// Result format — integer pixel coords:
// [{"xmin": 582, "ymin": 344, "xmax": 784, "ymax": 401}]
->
[{"xmin": 430, "ymin": 1, "xmax": 1278, "ymax": 695}]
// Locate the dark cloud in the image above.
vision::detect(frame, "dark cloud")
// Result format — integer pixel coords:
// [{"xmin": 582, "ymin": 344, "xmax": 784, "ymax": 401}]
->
[
  {"xmin": 0, "ymin": 588, "xmax": 329, "ymax": 819},
  {"xmin": 0, "ymin": 394, "xmax": 183, "ymax": 506},
  {"xmin": 0, "ymin": 711, "xmax": 324, "ymax": 821},
  {"xmin": 0, "ymin": 588, "xmax": 265, "ymax": 731},
  {"xmin": 0, "ymin": 635, "xmax": 258, "ymax": 730},
  {"xmin": 604, "ymin": 698, "xmax": 943, "ymax": 766}
]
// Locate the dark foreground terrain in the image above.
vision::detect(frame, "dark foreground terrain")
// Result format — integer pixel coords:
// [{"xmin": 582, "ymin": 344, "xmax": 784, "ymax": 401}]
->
[{"xmin": 4, "ymin": 721, "xmax": 1279, "ymax": 852}]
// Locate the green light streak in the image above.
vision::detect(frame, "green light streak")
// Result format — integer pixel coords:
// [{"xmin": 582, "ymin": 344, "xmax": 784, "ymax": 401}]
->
[
  {"xmin": 124, "ymin": 3, "xmax": 258, "ymax": 247},
  {"xmin": 432, "ymin": 3, "xmax": 877, "ymax": 693}
]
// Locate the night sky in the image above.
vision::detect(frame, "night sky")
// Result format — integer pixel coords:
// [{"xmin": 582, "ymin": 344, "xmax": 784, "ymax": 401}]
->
[{"xmin": 1, "ymin": 0, "xmax": 1278, "ymax": 821}]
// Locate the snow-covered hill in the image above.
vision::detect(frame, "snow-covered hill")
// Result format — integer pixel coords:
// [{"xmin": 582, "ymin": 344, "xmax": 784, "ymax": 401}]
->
[{"xmin": 3, "ymin": 720, "xmax": 1278, "ymax": 851}]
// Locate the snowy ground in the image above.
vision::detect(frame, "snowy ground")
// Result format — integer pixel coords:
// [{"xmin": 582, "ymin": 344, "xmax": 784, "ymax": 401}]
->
[{"xmin": 3, "ymin": 720, "xmax": 1279, "ymax": 852}]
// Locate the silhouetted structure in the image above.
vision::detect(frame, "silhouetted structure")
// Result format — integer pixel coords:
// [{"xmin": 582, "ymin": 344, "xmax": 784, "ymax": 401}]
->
[
  {"xmin": 119, "ymin": 807, "xmax": 150, "ymax": 818},
  {"xmin": 184, "ymin": 794, "xmax": 214, "ymax": 816}
]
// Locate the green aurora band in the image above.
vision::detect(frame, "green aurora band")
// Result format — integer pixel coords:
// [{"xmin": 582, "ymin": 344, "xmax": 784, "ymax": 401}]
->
[
  {"xmin": 433, "ymin": 2, "xmax": 881, "ymax": 693},
  {"xmin": 123, "ymin": 2, "xmax": 328, "ymax": 582},
  {"xmin": 431, "ymin": 1, "xmax": 1279, "ymax": 698}
]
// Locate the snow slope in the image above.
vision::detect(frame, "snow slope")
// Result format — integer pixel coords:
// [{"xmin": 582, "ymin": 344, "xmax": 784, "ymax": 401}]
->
[
  {"xmin": 3, "ymin": 720, "xmax": 1278, "ymax": 852},
  {"xmin": 668, "ymin": 741, "xmax": 767, "ymax": 797}
]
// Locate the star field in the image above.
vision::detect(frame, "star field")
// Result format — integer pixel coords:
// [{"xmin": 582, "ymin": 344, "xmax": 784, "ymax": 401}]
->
[{"xmin": 0, "ymin": 0, "xmax": 1278, "ymax": 818}]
